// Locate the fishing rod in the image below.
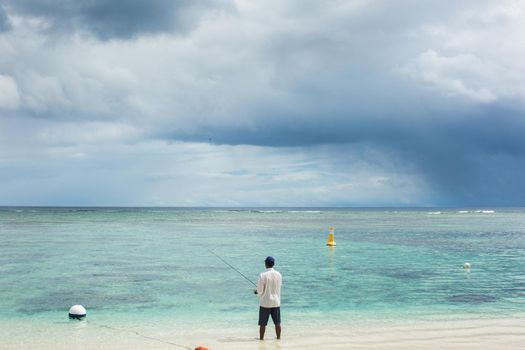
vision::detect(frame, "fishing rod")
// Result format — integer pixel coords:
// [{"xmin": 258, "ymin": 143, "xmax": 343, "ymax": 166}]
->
[{"xmin": 208, "ymin": 249, "xmax": 257, "ymax": 287}]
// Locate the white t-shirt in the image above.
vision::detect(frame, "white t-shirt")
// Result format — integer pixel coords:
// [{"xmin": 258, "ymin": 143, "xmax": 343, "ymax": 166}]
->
[{"xmin": 257, "ymin": 267, "xmax": 282, "ymax": 308}]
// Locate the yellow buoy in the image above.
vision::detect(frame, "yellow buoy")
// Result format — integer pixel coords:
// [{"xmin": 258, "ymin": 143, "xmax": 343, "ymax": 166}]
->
[{"xmin": 326, "ymin": 226, "xmax": 336, "ymax": 246}]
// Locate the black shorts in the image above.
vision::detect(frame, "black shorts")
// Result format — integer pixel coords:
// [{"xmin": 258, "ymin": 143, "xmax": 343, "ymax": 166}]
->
[{"xmin": 258, "ymin": 306, "xmax": 281, "ymax": 326}]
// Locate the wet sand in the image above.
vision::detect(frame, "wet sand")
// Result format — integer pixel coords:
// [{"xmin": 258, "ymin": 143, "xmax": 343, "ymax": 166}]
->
[{"xmin": 2, "ymin": 315, "xmax": 524, "ymax": 350}]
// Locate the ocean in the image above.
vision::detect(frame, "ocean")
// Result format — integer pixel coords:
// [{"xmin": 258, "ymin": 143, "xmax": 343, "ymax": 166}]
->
[{"xmin": 1, "ymin": 207, "xmax": 524, "ymax": 348}]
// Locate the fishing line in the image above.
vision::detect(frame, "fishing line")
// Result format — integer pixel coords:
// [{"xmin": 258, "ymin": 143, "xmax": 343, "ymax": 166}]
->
[
  {"xmin": 208, "ymin": 249, "xmax": 257, "ymax": 287},
  {"xmin": 86, "ymin": 250, "xmax": 257, "ymax": 349},
  {"xmin": 90, "ymin": 321, "xmax": 192, "ymax": 350}
]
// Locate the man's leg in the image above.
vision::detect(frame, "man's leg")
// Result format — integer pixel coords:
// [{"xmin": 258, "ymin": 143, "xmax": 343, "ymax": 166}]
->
[
  {"xmin": 270, "ymin": 307, "xmax": 282, "ymax": 339},
  {"xmin": 259, "ymin": 325, "xmax": 266, "ymax": 340},
  {"xmin": 259, "ymin": 307, "xmax": 270, "ymax": 340}
]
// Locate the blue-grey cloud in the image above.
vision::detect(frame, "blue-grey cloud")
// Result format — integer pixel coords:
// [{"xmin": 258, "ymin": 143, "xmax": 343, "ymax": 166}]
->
[
  {"xmin": 165, "ymin": 102, "xmax": 525, "ymax": 206},
  {"xmin": 0, "ymin": 4, "xmax": 11, "ymax": 32},
  {"xmin": 1, "ymin": 0, "xmax": 524, "ymax": 206},
  {"xmin": 3, "ymin": 0, "xmax": 231, "ymax": 40}
]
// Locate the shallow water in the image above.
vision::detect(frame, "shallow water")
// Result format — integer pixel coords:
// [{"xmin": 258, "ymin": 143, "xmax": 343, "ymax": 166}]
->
[{"xmin": 1, "ymin": 207, "xmax": 524, "ymax": 330}]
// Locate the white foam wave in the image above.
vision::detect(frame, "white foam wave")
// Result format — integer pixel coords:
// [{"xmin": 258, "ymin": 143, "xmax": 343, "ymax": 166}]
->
[{"xmin": 213, "ymin": 209, "xmax": 322, "ymax": 214}]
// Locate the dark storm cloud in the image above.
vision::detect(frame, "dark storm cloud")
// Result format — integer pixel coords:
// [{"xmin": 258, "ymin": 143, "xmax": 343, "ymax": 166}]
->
[
  {"xmin": 378, "ymin": 107, "xmax": 525, "ymax": 206},
  {"xmin": 3, "ymin": 0, "xmax": 231, "ymax": 39},
  {"xmin": 167, "ymin": 99, "xmax": 525, "ymax": 206}
]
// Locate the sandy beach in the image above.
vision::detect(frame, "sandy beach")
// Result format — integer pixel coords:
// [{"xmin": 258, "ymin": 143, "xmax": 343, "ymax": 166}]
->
[{"xmin": 3, "ymin": 315, "xmax": 524, "ymax": 350}]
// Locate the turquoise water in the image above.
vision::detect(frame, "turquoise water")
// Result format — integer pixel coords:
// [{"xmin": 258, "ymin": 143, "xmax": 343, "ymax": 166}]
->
[{"xmin": 1, "ymin": 207, "xmax": 524, "ymax": 328}]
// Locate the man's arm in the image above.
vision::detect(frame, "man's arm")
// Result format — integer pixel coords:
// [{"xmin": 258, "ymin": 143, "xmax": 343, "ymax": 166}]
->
[{"xmin": 256, "ymin": 274, "xmax": 265, "ymax": 296}]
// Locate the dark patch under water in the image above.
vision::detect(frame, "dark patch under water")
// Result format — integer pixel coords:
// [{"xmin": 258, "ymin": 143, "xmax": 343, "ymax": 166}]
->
[
  {"xmin": 382, "ymin": 268, "xmax": 440, "ymax": 280},
  {"xmin": 17, "ymin": 290, "xmax": 157, "ymax": 314},
  {"xmin": 447, "ymin": 294, "xmax": 498, "ymax": 304}
]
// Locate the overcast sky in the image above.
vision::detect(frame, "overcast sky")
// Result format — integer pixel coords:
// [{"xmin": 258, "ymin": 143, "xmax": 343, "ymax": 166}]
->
[{"xmin": 1, "ymin": 0, "xmax": 524, "ymax": 207}]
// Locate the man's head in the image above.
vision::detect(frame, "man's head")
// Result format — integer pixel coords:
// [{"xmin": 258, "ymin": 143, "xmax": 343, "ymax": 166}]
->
[{"xmin": 265, "ymin": 256, "xmax": 275, "ymax": 268}]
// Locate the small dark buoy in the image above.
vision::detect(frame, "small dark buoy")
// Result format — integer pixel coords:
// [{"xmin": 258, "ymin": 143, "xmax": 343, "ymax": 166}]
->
[{"xmin": 68, "ymin": 305, "xmax": 86, "ymax": 319}]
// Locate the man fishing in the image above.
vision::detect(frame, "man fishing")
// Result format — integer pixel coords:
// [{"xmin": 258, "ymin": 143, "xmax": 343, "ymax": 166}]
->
[{"xmin": 254, "ymin": 256, "xmax": 282, "ymax": 340}]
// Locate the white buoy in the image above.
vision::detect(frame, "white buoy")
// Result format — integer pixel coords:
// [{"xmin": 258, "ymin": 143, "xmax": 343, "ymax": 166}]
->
[
  {"xmin": 463, "ymin": 262, "xmax": 471, "ymax": 269},
  {"xmin": 69, "ymin": 305, "xmax": 86, "ymax": 319}
]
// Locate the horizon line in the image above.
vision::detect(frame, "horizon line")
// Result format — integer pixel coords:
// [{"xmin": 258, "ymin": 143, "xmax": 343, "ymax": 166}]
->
[{"xmin": 1, "ymin": 205, "xmax": 522, "ymax": 209}]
